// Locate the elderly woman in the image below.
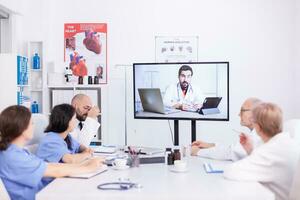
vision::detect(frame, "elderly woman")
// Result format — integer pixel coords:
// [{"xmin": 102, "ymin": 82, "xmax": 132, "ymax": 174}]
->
[{"xmin": 224, "ymin": 102, "xmax": 300, "ymax": 200}]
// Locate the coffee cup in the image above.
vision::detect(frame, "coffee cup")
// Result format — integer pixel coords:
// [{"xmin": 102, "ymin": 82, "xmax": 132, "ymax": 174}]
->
[
  {"xmin": 174, "ymin": 160, "xmax": 187, "ymax": 171},
  {"xmin": 113, "ymin": 159, "xmax": 127, "ymax": 168}
]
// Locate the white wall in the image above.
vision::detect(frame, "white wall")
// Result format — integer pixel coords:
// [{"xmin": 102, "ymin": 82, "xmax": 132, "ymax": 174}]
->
[
  {"xmin": 1, "ymin": 0, "xmax": 298, "ymax": 147},
  {"xmin": 295, "ymin": 0, "xmax": 300, "ymax": 118}
]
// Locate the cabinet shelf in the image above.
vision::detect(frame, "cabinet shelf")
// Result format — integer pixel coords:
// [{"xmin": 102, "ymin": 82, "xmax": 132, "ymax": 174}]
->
[
  {"xmin": 31, "ymin": 69, "xmax": 42, "ymax": 72},
  {"xmin": 31, "ymin": 89, "xmax": 43, "ymax": 92},
  {"xmin": 48, "ymin": 85, "xmax": 101, "ymax": 88}
]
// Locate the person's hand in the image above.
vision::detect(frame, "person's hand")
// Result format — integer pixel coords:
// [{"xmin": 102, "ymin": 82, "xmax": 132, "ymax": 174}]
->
[
  {"xmin": 173, "ymin": 103, "xmax": 183, "ymax": 110},
  {"xmin": 87, "ymin": 106, "xmax": 101, "ymax": 119},
  {"xmin": 193, "ymin": 104, "xmax": 203, "ymax": 110},
  {"xmin": 239, "ymin": 133, "xmax": 253, "ymax": 155},
  {"xmin": 182, "ymin": 104, "xmax": 192, "ymax": 111},
  {"xmin": 85, "ymin": 157, "xmax": 105, "ymax": 170},
  {"xmin": 192, "ymin": 140, "xmax": 215, "ymax": 148},
  {"xmin": 83, "ymin": 147, "xmax": 94, "ymax": 155},
  {"xmin": 191, "ymin": 146, "xmax": 200, "ymax": 156}
]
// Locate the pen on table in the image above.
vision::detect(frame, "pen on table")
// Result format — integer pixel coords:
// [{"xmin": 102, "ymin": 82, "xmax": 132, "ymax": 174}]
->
[{"xmin": 128, "ymin": 146, "xmax": 133, "ymax": 155}]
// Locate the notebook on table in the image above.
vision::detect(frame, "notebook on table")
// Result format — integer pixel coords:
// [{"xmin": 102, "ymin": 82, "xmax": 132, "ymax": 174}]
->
[
  {"xmin": 90, "ymin": 145, "xmax": 117, "ymax": 154},
  {"xmin": 68, "ymin": 165, "xmax": 108, "ymax": 179}
]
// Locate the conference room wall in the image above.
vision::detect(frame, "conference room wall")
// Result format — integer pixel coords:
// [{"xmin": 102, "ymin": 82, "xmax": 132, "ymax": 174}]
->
[{"xmin": 1, "ymin": 0, "xmax": 297, "ymax": 146}]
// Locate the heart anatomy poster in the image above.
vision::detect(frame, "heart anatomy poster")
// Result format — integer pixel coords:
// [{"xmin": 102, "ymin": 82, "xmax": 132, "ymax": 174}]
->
[{"xmin": 64, "ymin": 23, "xmax": 107, "ymax": 84}]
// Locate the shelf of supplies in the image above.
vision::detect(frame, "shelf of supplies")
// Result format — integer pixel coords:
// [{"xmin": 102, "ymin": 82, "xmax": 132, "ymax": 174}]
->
[{"xmin": 48, "ymin": 85, "xmax": 101, "ymax": 89}]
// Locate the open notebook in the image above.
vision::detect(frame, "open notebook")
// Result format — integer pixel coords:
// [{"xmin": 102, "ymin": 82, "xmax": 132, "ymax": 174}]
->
[{"xmin": 68, "ymin": 165, "xmax": 108, "ymax": 179}]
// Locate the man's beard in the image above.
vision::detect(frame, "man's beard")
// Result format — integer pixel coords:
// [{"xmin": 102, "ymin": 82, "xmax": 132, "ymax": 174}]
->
[
  {"xmin": 76, "ymin": 113, "xmax": 88, "ymax": 121},
  {"xmin": 180, "ymin": 81, "xmax": 189, "ymax": 91}
]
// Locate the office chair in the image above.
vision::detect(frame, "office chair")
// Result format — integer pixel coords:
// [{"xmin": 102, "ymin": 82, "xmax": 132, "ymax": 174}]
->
[
  {"xmin": 283, "ymin": 119, "xmax": 300, "ymax": 144},
  {"xmin": 0, "ymin": 178, "xmax": 10, "ymax": 200},
  {"xmin": 25, "ymin": 113, "xmax": 48, "ymax": 154}
]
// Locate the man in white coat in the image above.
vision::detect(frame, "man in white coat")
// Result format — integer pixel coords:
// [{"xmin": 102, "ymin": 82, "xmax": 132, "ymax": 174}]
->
[
  {"xmin": 191, "ymin": 97, "xmax": 262, "ymax": 161},
  {"xmin": 163, "ymin": 65, "xmax": 205, "ymax": 111},
  {"xmin": 224, "ymin": 102, "xmax": 300, "ymax": 200},
  {"xmin": 70, "ymin": 94, "xmax": 100, "ymax": 147}
]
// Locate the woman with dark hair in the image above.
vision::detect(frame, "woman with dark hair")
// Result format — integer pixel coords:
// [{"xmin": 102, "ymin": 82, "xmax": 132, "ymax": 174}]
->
[
  {"xmin": 36, "ymin": 104, "xmax": 93, "ymax": 164},
  {"xmin": 0, "ymin": 105, "xmax": 104, "ymax": 200}
]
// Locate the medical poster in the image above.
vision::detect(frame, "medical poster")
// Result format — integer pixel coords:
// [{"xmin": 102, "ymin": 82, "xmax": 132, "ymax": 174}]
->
[
  {"xmin": 64, "ymin": 23, "xmax": 107, "ymax": 84},
  {"xmin": 155, "ymin": 36, "xmax": 198, "ymax": 63}
]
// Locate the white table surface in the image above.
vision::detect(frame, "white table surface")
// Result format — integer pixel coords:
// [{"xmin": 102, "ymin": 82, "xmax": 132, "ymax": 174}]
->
[{"xmin": 37, "ymin": 156, "xmax": 275, "ymax": 200}]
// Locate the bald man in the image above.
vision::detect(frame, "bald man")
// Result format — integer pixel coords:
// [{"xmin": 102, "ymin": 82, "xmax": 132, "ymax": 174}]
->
[
  {"xmin": 70, "ymin": 94, "xmax": 101, "ymax": 147},
  {"xmin": 191, "ymin": 98, "xmax": 262, "ymax": 161}
]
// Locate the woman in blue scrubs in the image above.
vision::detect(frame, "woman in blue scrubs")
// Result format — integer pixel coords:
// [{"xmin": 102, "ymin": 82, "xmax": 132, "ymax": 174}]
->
[
  {"xmin": 0, "ymin": 105, "xmax": 104, "ymax": 200},
  {"xmin": 36, "ymin": 103, "xmax": 93, "ymax": 164}
]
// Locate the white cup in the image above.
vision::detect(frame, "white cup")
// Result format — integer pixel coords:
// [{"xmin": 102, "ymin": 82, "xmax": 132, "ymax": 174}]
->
[
  {"xmin": 174, "ymin": 160, "xmax": 187, "ymax": 171},
  {"xmin": 113, "ymin": 159, "xmax": 127, "ymax": 168}
]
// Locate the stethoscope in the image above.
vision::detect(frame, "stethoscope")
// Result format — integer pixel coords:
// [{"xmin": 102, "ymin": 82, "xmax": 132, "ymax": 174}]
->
[
  {"xmin": 97, "ymin": 178, "xmax": 142, "ymax": 191},
  {"xmin": 97, "ymin": 182, "xmax": 142, "ymax": 191},
  {"xmin": 176, "ymin": 83, "xmax": 193, "ymax": 102}
]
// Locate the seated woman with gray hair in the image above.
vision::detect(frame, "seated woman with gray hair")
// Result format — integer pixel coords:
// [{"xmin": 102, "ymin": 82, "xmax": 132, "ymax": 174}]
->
[{"xmin": 224, "ymin": 102, "xmax": 300, "ymax": 200}]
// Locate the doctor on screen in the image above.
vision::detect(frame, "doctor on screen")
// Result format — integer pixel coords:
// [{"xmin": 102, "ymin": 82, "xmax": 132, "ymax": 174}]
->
[{"xmin": 163, "ymin": 65, "xmax": 205, "ymax": 111}]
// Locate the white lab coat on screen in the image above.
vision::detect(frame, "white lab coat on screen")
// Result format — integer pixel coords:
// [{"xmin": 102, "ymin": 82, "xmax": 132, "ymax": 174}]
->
[
  {"xmin": 224, "ymin": 132, "xmax": 300, "ymax": 200},
  {"xmin": 197, "ymin": 129, "xmax": 262, "ymax": 161},
  {"xmin": 163, "ymin": 83, "xmax": 205, "ymax": 108}
]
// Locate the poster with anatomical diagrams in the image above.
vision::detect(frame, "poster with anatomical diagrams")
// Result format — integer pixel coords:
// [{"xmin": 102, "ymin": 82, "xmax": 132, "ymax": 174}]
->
[
  {"xmin": 155, "ymin": 36, "xmax": 198, "ymax": 63},
  {"xmin": 64, "ymin": 23, "xmax": 107, "ymax": 84}
]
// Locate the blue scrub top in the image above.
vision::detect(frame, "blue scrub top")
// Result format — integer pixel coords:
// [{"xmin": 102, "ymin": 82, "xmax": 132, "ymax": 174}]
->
[
  {"xmin": 0, "ymin": 144, "xmax": 47, "ymax": 200},
  {"xmin": 36, "ymin": 132, "xmax": 81, "ymax": 163}
]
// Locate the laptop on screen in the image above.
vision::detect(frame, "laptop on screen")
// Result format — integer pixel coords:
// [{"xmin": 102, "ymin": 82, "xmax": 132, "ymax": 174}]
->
[{"xmin": 138, "ymin": 88, "xmax": 180, "ymax": 114}]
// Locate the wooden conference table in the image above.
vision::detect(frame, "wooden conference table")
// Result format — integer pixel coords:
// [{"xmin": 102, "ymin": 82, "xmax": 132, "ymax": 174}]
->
[{"xmin": 37, "ymin": 156, "xmax": 275, "ymax": 200}]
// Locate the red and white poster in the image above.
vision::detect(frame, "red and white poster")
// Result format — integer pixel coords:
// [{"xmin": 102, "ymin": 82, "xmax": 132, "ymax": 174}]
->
[{"xmin": 64, "ymin": 23, "xmax": 107, "ymax": 84}]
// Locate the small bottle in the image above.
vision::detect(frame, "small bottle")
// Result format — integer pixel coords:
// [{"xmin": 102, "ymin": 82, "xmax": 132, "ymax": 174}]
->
[
  {"xmin": 31, "ymin": 101, "xmax": 39, "ymax": 113},
  {"xmin": 167, "ymin": 152, "xmax": 174, "ymax": 165},
  {"xmin": 94, "ymin": 76, "xmax": 99, "ymax": 84},
  {"xmin": 78, "ymin": 76, "xmax": 83, "ymax": 84},
  {"xmin": 88, "ymin": 76, "xmax": 93, "ymax": 84},
  {"xmin": 165, "ymin": 148, "xmax": 172, "ymax": 165},
  {"xmin": 173, "ymin": 149, "xmax": 181, "ymax": 161},
  {"xmin": 33, "ymin": 53, "xmax": 40, "ymax": 69}
]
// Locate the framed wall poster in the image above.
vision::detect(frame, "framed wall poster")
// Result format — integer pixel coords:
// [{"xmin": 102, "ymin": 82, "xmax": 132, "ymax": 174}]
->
[
  {"xmin": 155, "ymin": 36, "xmax": 198, "ymax": 62},
  {"xmin": 64, "ymin": 23, "xmax": 107, "ymax": 84}
]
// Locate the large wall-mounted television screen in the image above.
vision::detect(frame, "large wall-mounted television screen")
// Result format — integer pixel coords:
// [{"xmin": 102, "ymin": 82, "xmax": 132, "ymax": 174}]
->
[{"xmin": 133, "ymin": 62, "xmax": 229, "ymax": 121}]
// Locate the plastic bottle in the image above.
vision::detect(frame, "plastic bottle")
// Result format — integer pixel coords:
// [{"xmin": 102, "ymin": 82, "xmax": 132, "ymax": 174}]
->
[
  {"xmin": 31, "ymin": 101, "xmax": 39, "ymax": 113},
  {"xmin": 33, "ymin": 53, "xmax": 40, "ymax": 69}
]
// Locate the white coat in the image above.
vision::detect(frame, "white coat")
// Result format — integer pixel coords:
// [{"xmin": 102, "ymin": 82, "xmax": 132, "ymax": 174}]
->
[
  {"xmin": 163, "ymin": 83, "xmax": 205, "ymax": 108},
  {"xmin": 224, "ymin": 132, "xmax": 300, "ymax": 200},
  {"xmin": 70, "ymin": 117, "xmax": 100, "ymax": 147}
]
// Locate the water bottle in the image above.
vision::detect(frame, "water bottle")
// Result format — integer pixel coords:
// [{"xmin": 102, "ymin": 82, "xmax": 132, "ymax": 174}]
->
[
  {"xmin": 31, "ymin": 101, "xmax": 39, "ymax": 113},
  {"xmin": 33, "ymin": 53, "xmax": 40, "ymax": 69}
]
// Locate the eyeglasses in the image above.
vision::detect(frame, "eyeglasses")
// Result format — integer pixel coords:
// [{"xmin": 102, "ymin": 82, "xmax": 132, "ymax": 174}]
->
[{"xmin": 240, "ymin": 108, "xmax": 251, "ymax": 113}]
